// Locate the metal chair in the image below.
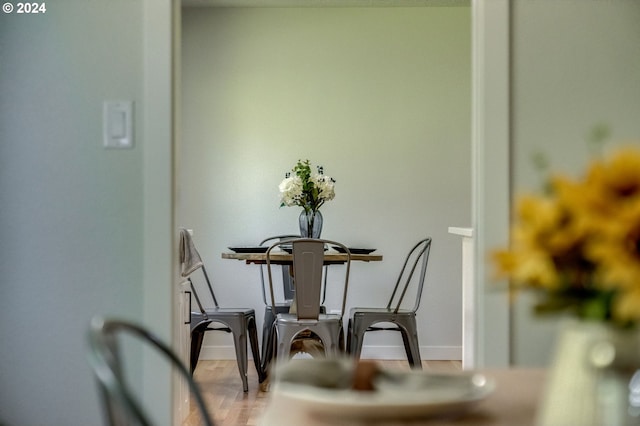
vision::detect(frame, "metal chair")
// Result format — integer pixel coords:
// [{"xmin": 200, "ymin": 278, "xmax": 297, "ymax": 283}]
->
[
  {"xmin": 179, "ymin": 228, "xmax": 264, "ymax": 391},
  {"xmin": 258, "ymin": 234, "xmax": 299, "ymax": 366},
  {"xmin": 87, "ymin": 316, "xmax": 216, "ymax": 426},
  {"xmin": 346, "ymin": 237, "xmax": 432, "ymax": 368},
  {"xmin": 257, "ymin": 235, "xmax": 330, "ymax": 370},
  {"xmin": 266, "ymin": 239, "xmax": 351, "ymax": 370}
]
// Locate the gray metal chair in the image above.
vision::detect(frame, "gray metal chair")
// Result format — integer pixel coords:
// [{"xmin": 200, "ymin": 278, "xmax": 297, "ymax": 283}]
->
[
  {"xmin": 258, "ymin": 235, "xmax": 331, "ymax": 371},
  {"xmin": 346, "ymin": 237, "xmax": 432, "ymax": 368},
  {"xmin": 266, "ymin": 239, "xmax": 351, "ymax": 370},
  {"xmin": 179, "ymin": 229, "xmax": 264, "ymax": 391},
  {"xmin": 258, "ymin": 234, "xmax": 299, "ymax": 366},
  {"xmin": 87, "ymin": 316, "xmax": 216, "ymax": 426}
]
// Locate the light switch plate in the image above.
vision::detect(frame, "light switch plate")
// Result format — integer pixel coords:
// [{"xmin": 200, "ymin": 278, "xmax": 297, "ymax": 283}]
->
[{"xmin": 103, "ymin": 100, "xmax": 133, "ymax": 149}]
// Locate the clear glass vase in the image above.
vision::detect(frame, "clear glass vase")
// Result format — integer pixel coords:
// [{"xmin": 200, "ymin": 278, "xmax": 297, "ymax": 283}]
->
[{"xmin": 299, "ymin": 210, "xmax": 323, "ymax": 238}]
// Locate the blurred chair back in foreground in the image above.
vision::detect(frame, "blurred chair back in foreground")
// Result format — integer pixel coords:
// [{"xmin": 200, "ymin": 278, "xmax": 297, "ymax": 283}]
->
[{"xmin": 87, "ymin": 316, "xmax": 215, "ymax": 426}]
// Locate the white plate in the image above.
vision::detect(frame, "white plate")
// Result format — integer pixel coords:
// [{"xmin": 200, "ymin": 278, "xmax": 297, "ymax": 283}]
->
[{"xmin": 273, "ymin": 371, "xmax": 495, "ymax": 421}]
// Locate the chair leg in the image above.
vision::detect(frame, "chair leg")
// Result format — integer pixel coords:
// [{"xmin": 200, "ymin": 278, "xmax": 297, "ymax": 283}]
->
[
  {"xmin": 229, "ymin": 319, "xmax": 250, "ymax": 392},
  {"xmin": 247, "ymin": 315, "xmax": 266, "ymax": 383},
  {"xmin": 348, "ymin": 331, "xmax": 365, "ymax": 361},
  {"xmin": 261, "ymin": 308, "xmax": 276, "ymax": 364},
  {"xmin": 400, "ymin": 329, "xmax": 416, "ymax": 367},
  {"xmin": 348, "ymin": 316, "xmax": 373, "ymax": 361},
  {"xmin": 338, "ymin": 326, "xmax": 345, "ymax": 352},
  {"xmin": 397, "ymin": 317, "xmax": 422, "ymax": 369},
  {"xmin": 261, "ymin": 321, "xmax": 277, "ymax": 376},
  {"xmin": 312, "ymin": 323, "xmax": 342, "ymax": 357},
  {"xmin": 275, "ymin": 324, "xmax": 294, "ymax": 364},
  {"xmin": 346, "ymin": 318, "xmax": 353, "ymax": 353},
  {"xmin": 190, "ymin": 326, "xmax": 207, "ymax": 374}
]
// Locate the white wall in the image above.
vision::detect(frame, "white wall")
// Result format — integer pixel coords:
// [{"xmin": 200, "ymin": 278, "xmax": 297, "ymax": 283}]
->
[
  {"xmin": 510, "ymin": 0, "xmax": 640, "ymax": 366},
  {"xmin": 0, "ymin": 2, "xmax": 148, "ymax": 424},
  {"xmin": 180, "ymin": 6, "xmax": 471, "ymax": 360}
]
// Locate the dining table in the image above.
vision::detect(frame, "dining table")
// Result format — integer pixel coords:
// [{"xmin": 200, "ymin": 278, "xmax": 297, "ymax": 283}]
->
[
  {"xmin": 258, "ymin": 368, "xmax": 546, "ymax": 426},
  {"xmin": 222, "ymin": 247, "xmax": 384, "ymax": 377},
  {"xmin": 221, "ymin": 250, "xmax": 383, "ymax": 265}
]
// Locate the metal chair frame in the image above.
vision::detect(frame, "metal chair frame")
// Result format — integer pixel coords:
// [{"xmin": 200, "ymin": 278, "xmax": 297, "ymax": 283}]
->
[
  {"xmin": 258, "ymin": 234, "xmax": 299, "ymax": 367},
  {"xmin": 87, "ymin": 317, "xmax": 215, "ymax": 426},
  {"xmin": 265, "ymin": 238, "xmax": 351, "ymax": 371},
  {"xmin": 181, "ymin": 231, "xmax": 264, "ymax": 390},
  {"xmin": 187, "ymin": 264, "xmax": 264, "ymax": 390},
  {"xmin": 257, "ymin": 234, "xmax": 330, "ymax": 370},
  {"xmin": 259, "ymin": 234, "xmax": 300, "ymax": 305},
  {"xmin": 346, "ymin": 237, "xmax": 432, "ymax": 368}
]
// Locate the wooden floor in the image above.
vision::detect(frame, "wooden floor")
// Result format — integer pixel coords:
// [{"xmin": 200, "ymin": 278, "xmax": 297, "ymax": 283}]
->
[{"xmin": 183, "ymin": 359, "xmax": 462, "ymax": 426}]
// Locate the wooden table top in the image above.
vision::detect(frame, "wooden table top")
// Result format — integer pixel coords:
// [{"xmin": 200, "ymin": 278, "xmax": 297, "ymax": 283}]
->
[{"xmin": 222, "ymin": 251, "xmax": 383, "ymax": 264}]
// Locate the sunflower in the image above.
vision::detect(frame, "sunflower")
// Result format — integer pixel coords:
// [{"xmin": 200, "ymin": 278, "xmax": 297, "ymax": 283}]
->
[
  {"xmin": 493, "ymin": 191, "xmax": 595, "ymax": 294},
  {"xmin": 492, "ymin": 144, "xmax": 640, "ymax": 326},
  {"xmin": 492, "ymin": 247, "xmax": 560, "ymax": 291},
  {"xmin": 583, "ymin": 147, "xmax": 640, "ymax": 214}
]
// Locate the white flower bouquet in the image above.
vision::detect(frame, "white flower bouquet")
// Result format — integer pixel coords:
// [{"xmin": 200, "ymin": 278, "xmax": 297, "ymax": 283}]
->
[{"xmin": 279, "ymin": 159, "xmax": 335, "ymax": 214}]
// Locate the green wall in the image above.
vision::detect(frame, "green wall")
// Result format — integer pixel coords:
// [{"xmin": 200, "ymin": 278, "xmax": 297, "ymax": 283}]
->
[{"xmin": 0, "ymin": 2, "xmax": 146, "ymax": 424}]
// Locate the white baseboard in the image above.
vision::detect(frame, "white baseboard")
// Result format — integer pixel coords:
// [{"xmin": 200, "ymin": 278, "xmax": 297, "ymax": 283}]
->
[
  {"xmin": 360, "ymin": 345, "xmax": 461, "ymax": 361},
  {"xmin": 199, "ymin": 344, "xmax": 461, "ymax": 361}
]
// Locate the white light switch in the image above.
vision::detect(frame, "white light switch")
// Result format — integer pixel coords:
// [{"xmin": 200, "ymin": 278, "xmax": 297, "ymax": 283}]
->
[{"xmin": 103, "ymin": 101, "xmax": 133, "ymax": 149}]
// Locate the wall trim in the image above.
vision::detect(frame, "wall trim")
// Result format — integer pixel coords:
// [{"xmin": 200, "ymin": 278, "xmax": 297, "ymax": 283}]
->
[
  {"xmin": 471, "ymin": 0, "xmax": 511, "ymax": 368},
  {"xmin": 143, "ymin": 0, "xmax": 175, "ymax": 422}
]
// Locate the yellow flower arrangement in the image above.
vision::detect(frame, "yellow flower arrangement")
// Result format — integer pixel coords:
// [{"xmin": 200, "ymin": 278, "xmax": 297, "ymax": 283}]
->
[{"xmin": 493, "ymin": 146, "xmax": 640, "ymax": 326}]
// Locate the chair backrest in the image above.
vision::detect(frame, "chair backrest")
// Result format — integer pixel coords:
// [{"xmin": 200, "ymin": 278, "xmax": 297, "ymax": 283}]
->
[
  {"xmin": 178, "ymin": 228, "xmax": 219, "ymax": 313},
  {"xmin": 259, "ymin": 234, "xmax": 300, "ymax": 304},
  {"xmin": 266, "ymin": 238, "xmax": 351, "ymax": 319},
  {"xmin": 387, "ymin": 237, "xmax": 432, "ymax": 314},
  {"xmin": 187, "ymin": 265, "xmax": 219, "ymax": 314},
  {"xmin": 87, "ymin": 317, "xmax": 215, "ymax": 426}
]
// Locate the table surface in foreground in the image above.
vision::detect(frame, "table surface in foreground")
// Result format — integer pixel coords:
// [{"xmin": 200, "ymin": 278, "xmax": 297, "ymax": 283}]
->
[{"xmin": 259, "ymin": 368, "xmax": 545, "ymax": 426}]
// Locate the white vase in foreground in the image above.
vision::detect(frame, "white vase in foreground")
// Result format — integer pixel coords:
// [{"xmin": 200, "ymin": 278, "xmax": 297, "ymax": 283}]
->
[{"xmin": 537, "ymin": 319, "xmax": 640, "ymax": 426}]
